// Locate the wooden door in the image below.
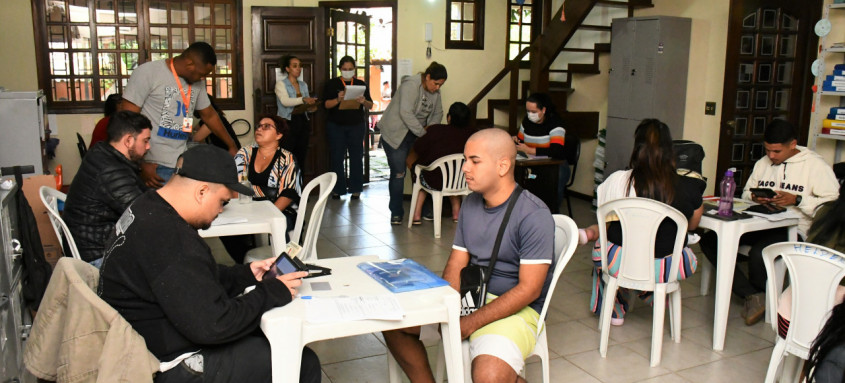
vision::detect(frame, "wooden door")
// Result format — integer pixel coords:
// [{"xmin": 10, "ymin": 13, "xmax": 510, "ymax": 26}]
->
[
  {"xmin": 329, "ymin": 9, "xmax": 372, "ymax": 183},
  {"xmin": 716, "ymin": 0, "xmax": 821, "ymax": 191},
  {"xmin": 251, "ymin": 7, "xmax": 328, "ymax": 181}
]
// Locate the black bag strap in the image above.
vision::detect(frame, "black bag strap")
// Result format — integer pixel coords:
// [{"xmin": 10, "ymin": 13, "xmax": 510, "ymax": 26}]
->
[{"xmin": 484, "ymin": 185, "xmax": 523, "ymax": 283}]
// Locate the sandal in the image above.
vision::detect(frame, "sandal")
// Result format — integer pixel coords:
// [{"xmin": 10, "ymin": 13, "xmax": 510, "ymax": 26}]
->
[{"xmin": 412, "ymin": 219, "xmax": 422, "ymax": 225}]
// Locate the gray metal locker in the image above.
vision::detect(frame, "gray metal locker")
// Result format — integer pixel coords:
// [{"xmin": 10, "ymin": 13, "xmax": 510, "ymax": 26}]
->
[{"xmin": 605, "ymin": 16, "xmax": 692, "ymax": 174}]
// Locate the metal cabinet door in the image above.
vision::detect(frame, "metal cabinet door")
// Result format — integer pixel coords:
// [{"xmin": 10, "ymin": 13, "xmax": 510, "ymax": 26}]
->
[{"xmin": 608, "ymin": 18, "xmax": 635, "ymax": 119}]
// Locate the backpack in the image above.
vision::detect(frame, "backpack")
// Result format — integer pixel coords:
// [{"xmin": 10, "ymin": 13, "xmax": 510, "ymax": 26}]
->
[
  {"xmin": 673, "ymin": 140, "xmax": 707, "ymax": 194},
  {"xmin": 9, "ymin": 167, "xmax": 53, "ymax": 312}
]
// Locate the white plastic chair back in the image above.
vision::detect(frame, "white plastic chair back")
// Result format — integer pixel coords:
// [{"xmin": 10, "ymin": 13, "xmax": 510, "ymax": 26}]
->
[
  {"xmin": 597, "ymin": 197, "xmax": 687, "ymax": 290},
  {"xmin": 291, "ymin": 172, "xmax": 336, "ymax": 262},
  {"xmin": 596, "ymin": 197, "xmax": 688, "ymax": 367},
  {"xmin": 761, "ymin": 242, "xmax": 845, "ymax": 383},
  {"xmin": 407, "ymin": 153, "xmax": 470, "ymax": 238},
  {"xmin": 420, "ymin": 214, "xmax": 579, "ymax": 383},
  {"xmin": 38, "ymin": 186, "xmax": 81, "ymax": 260}
]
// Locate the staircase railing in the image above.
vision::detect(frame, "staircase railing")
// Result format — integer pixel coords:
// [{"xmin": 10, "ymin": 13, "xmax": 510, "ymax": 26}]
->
[{"xmin": 467, "ymin": 0, "xmax": 601, "ymax": 131}]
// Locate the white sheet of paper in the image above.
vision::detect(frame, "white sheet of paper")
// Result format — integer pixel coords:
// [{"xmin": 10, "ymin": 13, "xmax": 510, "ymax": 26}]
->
[
  {"xmin": 744, "ymin": 210, "xmax": 802, "ymax": 222},
  {"xmin": 211, "ymin": 216, "xmax": 248, "ymax": 226},
  {"xmin": 305, "ymin": 295, "xmax": 405, "ymax": 323},
  {"xmin": 398, "ymin": 58, "xmax": 413, "ymax": 82},
  {"xmin": 343, "ymin": 85, "xmax": 366, "ymax": 100}
]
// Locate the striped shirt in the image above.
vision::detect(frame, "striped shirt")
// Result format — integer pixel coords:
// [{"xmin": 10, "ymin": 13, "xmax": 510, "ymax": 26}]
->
[{"xmin": 517, "ymin": 115, "xmax": 566, "ymax": 159}]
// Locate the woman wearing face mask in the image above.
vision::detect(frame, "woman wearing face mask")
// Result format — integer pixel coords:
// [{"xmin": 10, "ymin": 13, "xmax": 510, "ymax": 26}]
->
[
  {"xmin": 322, "ymin": 56, "xmax": 374, "ymax": 200},
  {"xmin": 275, "ymin": 54, "xmax": 318, "ymax": 173},
  {"xmin": 515, "ymin": 92, "xmax": 573, "ymax": 212},
  {"xmin": 377, "ymin": 62, "xmax": 447, "ymax": 225}
]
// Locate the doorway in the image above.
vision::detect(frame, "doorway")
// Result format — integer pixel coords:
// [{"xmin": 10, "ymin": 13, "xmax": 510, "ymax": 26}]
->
[
  {"xmin": 715, "ymin": 0, "xmax": 822, "ymax": 191},
  {"xmin": 322, "ymin": 2, "xmax": 396, "ymax": 186}
]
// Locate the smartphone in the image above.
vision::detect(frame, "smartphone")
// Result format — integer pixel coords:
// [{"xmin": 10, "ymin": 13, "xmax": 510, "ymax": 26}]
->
[
  {"xmin": 750, "ymin": 188, "xmax": 777, "ymax": 199},
  {"xmin": 262, "ymin": 252, "xmax": 307, "ymax": 281}
]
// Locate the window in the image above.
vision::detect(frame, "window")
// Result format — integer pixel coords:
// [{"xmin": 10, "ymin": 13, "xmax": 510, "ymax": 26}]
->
[
  {"xmin": 446, "ymin": 0, "xmax": 484, "ymax": 50},
  {"xmin": 33, "ymin": 0, "xmax": 243, "ymax": 114},
  {"xmin": 507, "ymin": 0, "xmax": 538, "ymax": 63}
]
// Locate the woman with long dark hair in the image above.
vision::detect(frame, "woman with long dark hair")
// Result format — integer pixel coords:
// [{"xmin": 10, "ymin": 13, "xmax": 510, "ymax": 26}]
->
[
  {"xmin": 377, "ymin": 62, "xmax": 447, "ymax": 224},
  {"xmin": 582, "ymin": 119, "xmax": 704, "ymax": 325},
  {"xmin": 804, "ymin": 301, "xmax": 845, "ymax": 383}
]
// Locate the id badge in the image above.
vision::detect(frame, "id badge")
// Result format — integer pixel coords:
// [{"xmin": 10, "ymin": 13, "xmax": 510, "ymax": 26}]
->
[{"xmin": 182, "ymin": 117, "xmax": 193, "ymax": 133}]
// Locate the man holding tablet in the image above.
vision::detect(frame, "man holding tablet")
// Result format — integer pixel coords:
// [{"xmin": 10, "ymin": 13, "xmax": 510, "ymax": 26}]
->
[
  {"xmin": 701, "ymin": 120, "xmax": 839, "ymax": 326},
  {"xmin": 98, "ymin": 145, "xmax": 320, "ymax": 383}
]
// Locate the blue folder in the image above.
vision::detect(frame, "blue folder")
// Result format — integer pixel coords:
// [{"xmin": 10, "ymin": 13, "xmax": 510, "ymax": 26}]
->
[{"xmin": 358, "ymin": 259, "xmax": 449, "ymax": 293}]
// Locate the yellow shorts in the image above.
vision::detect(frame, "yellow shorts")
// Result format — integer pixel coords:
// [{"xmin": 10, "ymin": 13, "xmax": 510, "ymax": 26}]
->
[{"xmin": 467, "ymin": 294, "xmax": 540, "ymax": 374}]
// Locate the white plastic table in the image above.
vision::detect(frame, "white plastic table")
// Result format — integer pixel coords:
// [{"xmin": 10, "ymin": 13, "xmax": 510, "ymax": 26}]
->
[
  {"xmin": 698, "ymin": 212, "xmax": 798, "ymax": 350},
  {"xmin": 260, "ymin": 255, "xmax": 465, "ymax": 383},
  {"xmin": 198, "ymin": 200, "xmax": 287, "ymax": 256}
]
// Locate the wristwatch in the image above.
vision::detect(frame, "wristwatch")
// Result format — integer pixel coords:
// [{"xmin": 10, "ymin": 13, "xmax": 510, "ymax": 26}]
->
[{"xmin": 795, "ymin": 195, "xmax": 802, "ymax": 206}]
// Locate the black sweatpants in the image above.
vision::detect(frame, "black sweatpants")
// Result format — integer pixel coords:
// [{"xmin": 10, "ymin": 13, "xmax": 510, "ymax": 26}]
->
[
  {"xmin": 154, "ymin": 336, "xmax": 320, "ymax": 383},
  {"xmin": 700, "ymin": 227, "xmax": 791, "ymax": 298}
]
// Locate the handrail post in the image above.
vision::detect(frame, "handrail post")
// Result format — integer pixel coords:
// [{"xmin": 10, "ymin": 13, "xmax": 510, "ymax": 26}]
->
[{"xmin": 508, "ymin": 64, "xmax": 520, "ymax": 134}]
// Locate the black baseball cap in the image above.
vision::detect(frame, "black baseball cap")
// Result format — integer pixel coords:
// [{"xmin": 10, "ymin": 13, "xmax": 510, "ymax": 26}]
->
[{"xmin": 174, "ymin": 145, "xmax": 254, "ymax": 196}]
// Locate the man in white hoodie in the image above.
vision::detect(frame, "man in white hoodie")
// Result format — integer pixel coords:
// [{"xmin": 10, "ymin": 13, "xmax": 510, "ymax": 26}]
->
[{"xmin": 701, "ymin": 120, "xmax": 839, "ymax": 325}]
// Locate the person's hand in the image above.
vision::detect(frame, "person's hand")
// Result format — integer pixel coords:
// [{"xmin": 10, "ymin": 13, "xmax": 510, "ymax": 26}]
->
[
  {"xmin": 356, "ymin": 96, "xmax": 366, "ymax": 104},
  {"xmin": 337, "ymin": 90, "xmax": 346, "ymax": 101},
  {"xmin": 227, "ymin": 146, "xmax": 238, "ymax": 157},
  {"xmin": 250, "ymin": 257, "xmax": 275, "ymax": 281},
  {"xmin": 140, "ymin": 161, "xmax": 164, "ymax": 188},
  {"xmin": 515, "ymin": 143, "xmax": 535, "ymax": 155},
  {"xmin": 750, "ymin": 193, "xmax": 772, "ymax": 205},
  {"xmin": 277, "ymin": 271, "xmax": 309, "ymax": 298},
  {"xmin": 770, "ymin": 191, "xmax": 798, "ymax": 206},
  {"xmin": 303, "ymin": 97, "xmax": 317, "ymax": 105},
  {"xmin": 512, "ymin": 136, "xmax": 520, "ymax": 144}
]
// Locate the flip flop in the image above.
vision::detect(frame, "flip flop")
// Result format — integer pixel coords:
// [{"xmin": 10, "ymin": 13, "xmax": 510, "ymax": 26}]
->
[{"xmin": 412, "ymin": 219, "xmax": 422, "ymax": 225}]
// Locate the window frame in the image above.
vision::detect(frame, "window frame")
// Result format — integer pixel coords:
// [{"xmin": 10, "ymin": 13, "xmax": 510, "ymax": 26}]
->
[
  {"xmin": 31, "ymin": 0, "xmax": 244, "ymax": 114},
  {"xmin": 505, "ymin": 0, "xmax": 540, "ymax": 67},
  {"xmin": 445, "ymin": 0, "xmax": 484, "ymax": 50}
]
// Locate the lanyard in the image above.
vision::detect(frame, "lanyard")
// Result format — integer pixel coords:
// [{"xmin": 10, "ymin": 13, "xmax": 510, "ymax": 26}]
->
[
  {"xmin": 341, "ymin": 77, "xmax": 353, "ymax": 88},
  {"xmin": 169, "ymin": 59, "xmax": 192, "ymax": 111}
]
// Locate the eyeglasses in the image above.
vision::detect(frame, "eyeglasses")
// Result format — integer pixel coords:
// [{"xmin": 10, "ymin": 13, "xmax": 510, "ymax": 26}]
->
[{"xmin": 256, "ymin": 123, "xmax": 276, "ymax": 131}]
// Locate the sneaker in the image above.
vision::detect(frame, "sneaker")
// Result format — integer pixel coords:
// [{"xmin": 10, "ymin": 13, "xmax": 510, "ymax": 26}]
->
[
  {"xmin": 391, "ymin": 216, "xmax": 403, "ymax": 225},
  {"xmin": 744, "ymin": 292, "xmax": 766, "ymax": 326},
  {"xmin": 351, "ymin": 193, "xmax": 360, "ymax": 200},
  {"xmin": 578, "ymin": 229, "xmax": 589, "ymax": 245},
  {"xmin": 331, "ymin": 193, "xmax": 341, "ymax": 200},
  {"xmin": 611, "ymin": 317, "xmax": 624, "ymax": 326},
  {"xmin": 422, "ymin": 212, "xmax": 434, "ymax": 221}
]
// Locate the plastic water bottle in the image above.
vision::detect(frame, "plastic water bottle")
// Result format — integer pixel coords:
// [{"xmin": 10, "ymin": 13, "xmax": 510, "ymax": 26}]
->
[
  {"xmin": 718, "ymin": 168, "xmax": 736, "ymax": 217},
  {"xmin": 238, "ymin": 177, "xmax": 252, "ymax": 204}
]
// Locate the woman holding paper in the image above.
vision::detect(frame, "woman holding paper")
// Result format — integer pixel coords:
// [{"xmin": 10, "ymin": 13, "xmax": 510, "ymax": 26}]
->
[
  {"xmin": 275, "ymin": 54, "xmax": 318, "ymax": 173},
  {"xmin": 323, "ymin": 56, "xmax": 374, "ymax": 199}
]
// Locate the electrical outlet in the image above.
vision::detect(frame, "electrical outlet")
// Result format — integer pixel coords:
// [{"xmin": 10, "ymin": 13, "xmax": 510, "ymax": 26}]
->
[{"xmin": 705, "ymin": 102, "xmax": 716, "ymax": 115}]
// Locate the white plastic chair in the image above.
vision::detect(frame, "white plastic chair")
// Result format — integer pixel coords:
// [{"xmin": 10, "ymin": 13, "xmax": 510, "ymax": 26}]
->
[
  {"xmin": 244, "ymin": 172, "xmax": 336, "ymax": 263},
  {"xmin": 407, "ymin": 153, "xmax": 470, "ymax": 238},
  {"xmin": 38, "ymin": 186, "xmax": 81, "ymax": 260},
  {"xmin": 596, "ymin": 197, "xmax": 687, "ymax": 367},
  {"xmin": 761, "ymin": 242, "xmax": 845, "ymax": 383},
  {"xmin": 387, "ymin": 214, "xmax": 579, "ymax": 383}
]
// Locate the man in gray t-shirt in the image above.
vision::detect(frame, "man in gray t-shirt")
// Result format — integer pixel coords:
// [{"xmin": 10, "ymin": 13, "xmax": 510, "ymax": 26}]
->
[
  {"xmin": 122, "ymin": 42, "xmax": 237, "ymax": 188},
  {"xmin": 383, "ymin": 128, "xmax": 554, "ymax": 382}
]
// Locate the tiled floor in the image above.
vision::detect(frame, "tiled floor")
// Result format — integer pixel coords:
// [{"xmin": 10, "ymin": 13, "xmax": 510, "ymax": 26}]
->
[{"xmin": 209, "ymin": 181, "xmax": 777, "ymax": 382}]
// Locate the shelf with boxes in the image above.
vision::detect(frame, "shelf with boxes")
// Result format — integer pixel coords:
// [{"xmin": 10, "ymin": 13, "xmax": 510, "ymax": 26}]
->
[{"xmin": 810, "ymin": 3, "xmax": 845, "ymax": 162}]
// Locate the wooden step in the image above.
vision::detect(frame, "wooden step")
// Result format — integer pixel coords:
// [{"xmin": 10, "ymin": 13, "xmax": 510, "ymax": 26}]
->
[
  {"xmin": 579, "ymin": 24, "xmax": 612, "ymax": 32},
  {"xmin": 560, "ymin": 111, "xmax": 600, "ymax": 140},
  {"xmin": 595, "ymin": 43, "xmax": 611, "ymax": 52},
  {"xmin": 596, "ymin": 0, "xmax": 655, "ymax": 9},
  {"xmin": 568, "ymin": 63, "xmax": 601, "ymax": 74}
]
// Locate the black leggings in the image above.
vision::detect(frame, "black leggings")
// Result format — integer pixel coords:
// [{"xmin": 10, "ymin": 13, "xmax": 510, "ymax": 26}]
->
[
  {"xmin": 154, "ymin": 336, "xmax": 320, "ymax": 383},
  {"xmin": 282, "ymin": 114, "xmax": 311, "ymax": 174}
]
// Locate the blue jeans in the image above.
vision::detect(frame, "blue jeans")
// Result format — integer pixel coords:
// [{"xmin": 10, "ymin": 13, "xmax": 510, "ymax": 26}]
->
[
  {"xmin": 156, "ymin": 165, "xmax": 176, "ymax": 183},
  {"xmin": 326, "ymin": 120, "xmax": 366, "ymax": 195},
  {"xmin": 383, "ymin": 132, "xmax": 416, "ymax": 218}
]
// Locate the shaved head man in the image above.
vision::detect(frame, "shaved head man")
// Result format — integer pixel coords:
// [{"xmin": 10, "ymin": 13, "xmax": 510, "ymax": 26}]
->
[{"xmin": 384, "ymin": 128, "xmax": 556, "ymax": 383}]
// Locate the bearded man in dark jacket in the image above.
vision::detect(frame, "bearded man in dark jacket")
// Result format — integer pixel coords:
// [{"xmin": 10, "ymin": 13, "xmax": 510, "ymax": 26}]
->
[{"xmin": 63, "ymin": 110, "xmax": 151, "ymax": 266}]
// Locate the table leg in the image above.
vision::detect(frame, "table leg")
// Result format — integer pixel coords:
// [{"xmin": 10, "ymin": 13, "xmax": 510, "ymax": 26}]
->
[
  {"xmin": 262, "ymin": 316, "xmax": 304, "ymax": 383},
  {"xmin": 713, "ymin": 229, "xmax": 741, "ymax": 351},
  {"xmin": 440, "ymin": 294, "xmax": 465, "ymax": 383},
  {"xmin": 270, "ymin": 219, "xmax": 287, "ymax": 258}
]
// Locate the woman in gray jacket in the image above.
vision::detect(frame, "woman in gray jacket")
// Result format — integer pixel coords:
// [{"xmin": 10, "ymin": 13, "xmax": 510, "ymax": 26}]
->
[{"xmin": 377, "ymin": 62, "xmax": 447, "ymax": 224}]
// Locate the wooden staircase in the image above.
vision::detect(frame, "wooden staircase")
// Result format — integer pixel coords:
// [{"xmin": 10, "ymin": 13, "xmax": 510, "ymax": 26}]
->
[{"xmin": 469, "ymin": 0, "xmax": 653, "ymax": 139}]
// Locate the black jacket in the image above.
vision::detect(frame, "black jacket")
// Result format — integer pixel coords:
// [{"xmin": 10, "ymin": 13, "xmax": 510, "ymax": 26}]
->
[{"xmin": 63, "ymin": 142, "xmax": 146, "ymax": 262}]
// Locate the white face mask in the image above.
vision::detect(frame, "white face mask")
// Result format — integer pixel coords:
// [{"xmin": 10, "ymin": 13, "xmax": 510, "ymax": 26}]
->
[
  {"xmin": 341, "ymin": 70, "xmax": 355, "ymax": 80},
  {"xmin": 527, "ymin": 112, "xmax": 541, "ymax": 123}
]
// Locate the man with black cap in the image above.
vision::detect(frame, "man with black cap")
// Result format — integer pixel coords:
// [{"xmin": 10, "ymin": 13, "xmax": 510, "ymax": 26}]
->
[{"xmin": 98, "ymin": 145, "xmax": 321, "ymax": 383}]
